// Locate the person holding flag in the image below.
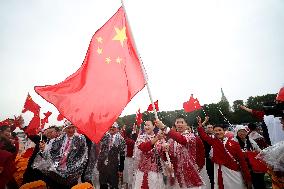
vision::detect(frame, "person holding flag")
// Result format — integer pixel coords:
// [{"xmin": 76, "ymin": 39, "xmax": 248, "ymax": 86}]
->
[
  {"xmin": 132, "ymin": 119, "xmax": 165, "ymax": 189},
  {"xmin": 155, "ymin": 115, "xmax": 204, "ymax": 189}
]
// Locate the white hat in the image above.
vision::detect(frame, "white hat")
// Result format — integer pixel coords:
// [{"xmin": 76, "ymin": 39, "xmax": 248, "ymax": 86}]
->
[
  {"xmin": 234, "ymin": 125, "xmax": 250, "ymax": 136},
  {"xmin": 111, "ymin": 122, "xmax": 119, "ymax": 128}
]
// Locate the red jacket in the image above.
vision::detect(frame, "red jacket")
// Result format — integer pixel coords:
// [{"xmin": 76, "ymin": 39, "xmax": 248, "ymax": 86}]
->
[
  {"xmin": 252, "ymin": 110, "xmax": 265, "ymax": 121},
  {"xmin": 197, "ymin": 127, "xmax": 251, "ymax": 185},
  {"xmin": 195, "ymin": 136, "xmax": 205, "ymax": 170}
]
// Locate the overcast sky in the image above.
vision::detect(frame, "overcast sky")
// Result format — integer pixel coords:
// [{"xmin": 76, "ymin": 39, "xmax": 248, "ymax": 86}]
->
[{"xmin": 1, "ymin": 0, "xmax": 284, "ymax": 125}]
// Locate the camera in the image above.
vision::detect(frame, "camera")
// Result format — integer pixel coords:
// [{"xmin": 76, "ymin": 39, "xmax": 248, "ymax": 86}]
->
[{"xmin": 263, "ymin": 101, "xmax": 284, "ymax": 117}]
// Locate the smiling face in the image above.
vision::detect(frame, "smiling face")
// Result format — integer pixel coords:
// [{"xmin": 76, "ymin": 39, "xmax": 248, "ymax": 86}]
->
[
  {"xmin": 0, "ymin": 126, "xmax": 11, "ymax": 139},
  {"xmin": 237, "ymin": 129, "xmax": 248, "ymax": 140},
  {"xmin": 144, "ymin": 121, "xmax": 155, "ymax": 135},
  {"xmin": 213, "ymin": 126, "xmax": 225, "ymax": 140},
  {"xmin": 175, "ymin": 118, "xmax": 187, "ymax": 133}
]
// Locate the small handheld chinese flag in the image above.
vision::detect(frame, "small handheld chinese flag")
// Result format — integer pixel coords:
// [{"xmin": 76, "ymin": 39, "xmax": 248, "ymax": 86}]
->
[
  {"xmin": 135, "ymin": 108, "xmax": 143, "ymax": 126},
  {"xmin": 22, "ymin": 93, "xmax": 41, "ymax": 135},
  {"xmin": 35, "ymin": 7, "xmax": 146, "ymax": 143},
  {"xmin": 22, "ymin": 93, "xmax": 41, "ymax": 114},
  {"xmin": 147, "ymin": 100, "xmax": 159, "ymax": 112},
  {"xmin": 183, "ymin": 94, "xmax": 202, "ymax": 112}
]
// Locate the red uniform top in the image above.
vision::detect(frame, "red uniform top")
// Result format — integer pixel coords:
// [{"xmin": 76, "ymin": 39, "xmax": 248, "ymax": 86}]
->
[
  {"xmin": 197, "ymin": 127, "xmax": 251, "ymax": 188},
  {"xmin": 252, "ymin": 110, "xmax": 265, "ymax": 121},
  {"xmin": 195, "ymin": 136, "xmax": 205, "ymax": 170},
  {"xmin": 134, "ymin": 134, "xmax": 164, "ymax": 189}
]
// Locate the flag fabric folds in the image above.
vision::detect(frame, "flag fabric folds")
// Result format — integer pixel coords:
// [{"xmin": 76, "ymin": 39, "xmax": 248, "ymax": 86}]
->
[
  {"xmin": 183, "ymin": 94, "xmax": 202, "ymax": 113},
  {"xmin": 34, "ymin": 7, "xmax": 146, "ymax": 143},
  {"xmin": 147, "ymin": 100, "xmax": 159, "ymax": 112}
]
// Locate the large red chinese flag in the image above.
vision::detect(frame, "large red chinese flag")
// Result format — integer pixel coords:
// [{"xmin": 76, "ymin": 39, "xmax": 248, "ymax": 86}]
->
[{"xmin": 34, "ymin": 7, "xmax": 146, "ymax": 143}]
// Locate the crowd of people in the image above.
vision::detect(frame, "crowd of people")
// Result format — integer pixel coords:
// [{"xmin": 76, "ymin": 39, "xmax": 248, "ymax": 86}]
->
[{"xmin": 0, "ymin": 92, "xmax": 284, "ymax": 189}]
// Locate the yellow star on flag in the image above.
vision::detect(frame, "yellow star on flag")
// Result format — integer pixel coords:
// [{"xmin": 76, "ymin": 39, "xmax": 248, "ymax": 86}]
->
[
  {"xmin": 112, "ymin": 27, "xmax": 127, "ymax": 47},
  {"xmin": 105, "ymin": 57, "xmax": 111, "ymax": 64},
  {"xmin": 97, "ymin": 47, "xmax": 103, "ymax": 54},
  {"xmin": 96, "ymin": 37, "xmax": 103, "ymax": 43},
  {"xmin": 116, "ymin": 57, "xmax": 122, "ymax": 64}
]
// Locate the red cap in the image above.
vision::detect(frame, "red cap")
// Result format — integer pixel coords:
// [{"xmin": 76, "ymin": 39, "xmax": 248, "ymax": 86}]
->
[
  {"xmin": 276, "ymin": 87, "xmax": 284, "ymax": 102},
  {"xmin": 0, "ymin": 119, "xmax": 11, "ymax": 127}
]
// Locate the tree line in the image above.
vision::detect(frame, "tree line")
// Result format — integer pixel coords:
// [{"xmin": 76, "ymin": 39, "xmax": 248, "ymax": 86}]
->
[{"xmin": 117, "ymin": 94, "xmax": 277, "ymax": 129}]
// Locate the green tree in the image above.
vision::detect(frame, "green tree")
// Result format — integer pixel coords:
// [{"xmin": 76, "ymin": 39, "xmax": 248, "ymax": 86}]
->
[
  {"xmin": 246, "ymin": 94, "xmax": 277, "ymax": 110},
  {"xmin": 232, "ymin": 100, "xmax": 244, "ymax": 112},
  {"xmin": 231, "ymin": 100, "xmax": 254, "ymax": 123}
]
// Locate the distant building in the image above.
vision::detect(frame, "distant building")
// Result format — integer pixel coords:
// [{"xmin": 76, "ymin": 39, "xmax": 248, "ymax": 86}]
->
[
  {"xmin": 221, "ymin": 88, "xmax": 228, "ymax": 102},
  {"xmin": 220, "ymin": 88, "xmax": 232, "ymax": 111}
]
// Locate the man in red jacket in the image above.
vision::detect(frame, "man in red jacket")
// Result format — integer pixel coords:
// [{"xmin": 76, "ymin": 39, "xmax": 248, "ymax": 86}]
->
[
  {"xmin": 156, "ymin": 115, "xmax": 204, "ymax": 189},
  {"xmin": 196, "ymin": 117, "xmax": 252, "ymax": 189}
]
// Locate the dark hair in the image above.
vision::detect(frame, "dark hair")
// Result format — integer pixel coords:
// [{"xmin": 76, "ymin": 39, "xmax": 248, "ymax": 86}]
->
[
  {"xmin": 0, "ymin": 136, "xmax": 16, "ymax": 153},
  {"xmin": 144, "ymin": 119, "xmax": 155, "ymax": 126},
  {"xmin": 175, "ymin": 114, "xmax": 188, "ymax": 125},
  {"xmin": 125, "ymin": 127, "xmax": 132, "ymax": 138},
  {"xmin": 247, "ymin": 123, "xmax": 257, "ymax": 131},
  {"xmin": 0, "ymin": 125, "xmax": 10, "ymax": 132},
  {"xmin": 236, "ymin": 135, "xmax": 253, "ymax": 151},
  {"xmin": 11, "ymin": 132, "xmax": 17, "ymax": 138},
  {"xmin": 213, "ymin": 124, "xmax": 225, "ymax": 130},
  {"xmin": 47, "ymin": 125, "xmax": 61, "ymax": 132}
]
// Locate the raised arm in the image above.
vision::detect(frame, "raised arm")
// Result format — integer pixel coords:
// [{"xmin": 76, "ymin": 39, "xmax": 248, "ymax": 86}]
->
[
  {"xmin": 240, "ymin": 105, "xmax": 253, "ymax": 113},
  {"xmin": 240, "ymin": 105, "xmax": 264, "ymax": 121},
  {"xmin": 196, "ymin": 116, "xmax": 215, "ymax": 145}
]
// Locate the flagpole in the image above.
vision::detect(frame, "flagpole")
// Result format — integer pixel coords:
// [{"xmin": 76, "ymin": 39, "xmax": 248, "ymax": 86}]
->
[{"xmin": 120, "ymin": 0, "xmax": 158, "ymax": 120}]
